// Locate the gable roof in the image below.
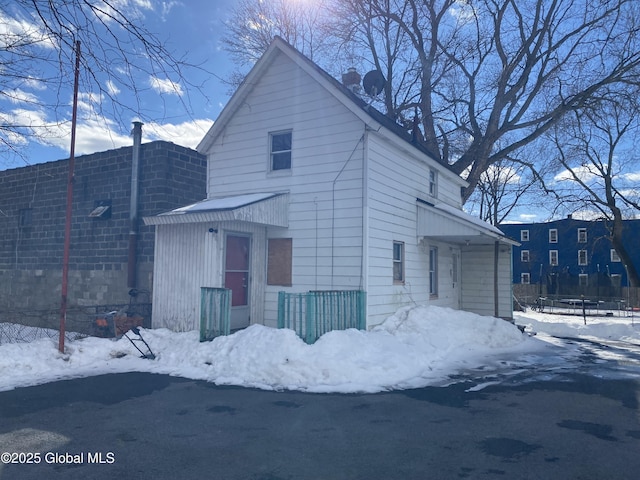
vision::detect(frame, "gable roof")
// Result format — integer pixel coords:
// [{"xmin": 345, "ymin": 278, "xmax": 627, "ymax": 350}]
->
[{"xmin": 197, "ymin": 36, "xmax": 457, "ymax": 176}]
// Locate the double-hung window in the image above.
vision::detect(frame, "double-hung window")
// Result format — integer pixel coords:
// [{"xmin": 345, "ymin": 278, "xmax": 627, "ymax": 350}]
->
[
  {"xmin": 429, "ymin": 246, "xmax": 438, "ymax": 296},
  {"xmin": 393, "ymin": 241, "xmax": 404, "ymax": 284},
  {"xmin": 549, "ymin": 229, "xmax": 558, "ymax": 243},
  {"xmin": 578, "ymin": 250, "xmax": 588, "ymax": 266},
  {"xmin": 578, "ymin": 228, "xmax": 587, "ymax": 243},
  {"xmin": 549, "ymin": 250, "xmax": 558, "ymax": 266},
  {"xmin": 428, "ymin": 169, "xmax": 438, "ymax": 197},
  {"xmin": 270, "ymin": 130, "xmax": 292, "ymax": 171}
]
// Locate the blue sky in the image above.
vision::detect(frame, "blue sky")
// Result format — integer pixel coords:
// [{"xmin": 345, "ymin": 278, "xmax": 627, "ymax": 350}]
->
[{"xmin": 1, "ymin": 0, "xmax": 238, "ymax": 169}]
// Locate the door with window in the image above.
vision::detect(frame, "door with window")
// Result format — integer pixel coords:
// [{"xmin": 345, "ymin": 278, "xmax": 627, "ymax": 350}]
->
[{"xmin": 224, "ymin": 233, "xmax": 251, "ymax": 330}]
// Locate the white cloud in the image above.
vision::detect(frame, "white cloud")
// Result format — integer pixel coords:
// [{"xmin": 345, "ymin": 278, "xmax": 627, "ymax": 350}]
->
[
  {"xmin": 143, "ymin": 119, "xmax": 213, "ymax": 149},
  {"xmin": 0, "ymin": 12, "xmax": 54, "ymax": 50},
  {"xmin": 3, "ymin": 89, "xmax": 39, "ymax": 104},
  {"xmin": 105, "ymin": 80, "xmax": 120, "ymax": 96},
  {"xmin": 518, "ymin": 213, "xmax": 538, "ymax": 222},
  {"xmin": 623, "ymin": 172, "xmax": 640, "ymax": 182},
  {"xmin": 553, "ymin": 165, "xmax": 597, "ymax": 183},
  {"xmin": 149, "ymin": 76, "xmax": 184, "ymax": 96}
]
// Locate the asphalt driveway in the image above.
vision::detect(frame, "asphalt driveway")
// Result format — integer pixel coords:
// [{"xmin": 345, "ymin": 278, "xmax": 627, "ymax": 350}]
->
[{"xmin": 1, "ymin": 371, "xmax": 639, "ymax": 480}]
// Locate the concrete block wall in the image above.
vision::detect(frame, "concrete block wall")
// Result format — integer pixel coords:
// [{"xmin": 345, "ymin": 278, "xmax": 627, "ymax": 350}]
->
[{"xmin": 0, "ymin": 141, "xmax": 206, "ymax": 327}]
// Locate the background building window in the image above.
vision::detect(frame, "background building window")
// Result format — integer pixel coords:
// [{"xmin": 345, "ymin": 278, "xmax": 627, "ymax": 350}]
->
[
  {"xmin": 521, "ymin": 273, "xmax": 530, "ymax": 284},
  {"xmin": 393, "ymin": 241, "xmax": 404, "ymax": 283},
  {"xmin": 549, "ymin": 229, "xmax": 558, "ymax": 243},
  {"xmin": 429, "ymin": 246, "xmax": 438, "ymax": 296},
  {"xmin": 579, "ymin": 274, "xmax": 589, "ymax": 287},
  {"xmin": 521, "ymin": 250, "xmax": 530, "ymax": 263},
  {"xmin": 578, "ymin": 228, "xmax": 587, "ymax": 243},
  {"xmin": 578, "ymin": 249, "xmax": 588, "ymax": 266},
  {"xmin": 611, "ymin": 249, "xmax": 621, "ymax": 262},
  {"xmin": 549, "ymin": 250, "xmax": 558, "ymax": 266},
  {"xmin": 520, "ymin": 230, "xmax": 529, "ymax": 242},
  {"xmin": 270, "ymin": 130, "xmax": 292, "ymax": 170},
  {"xmin": 267, "ymin": 238, "xmax": 292, "ymax": 286}
]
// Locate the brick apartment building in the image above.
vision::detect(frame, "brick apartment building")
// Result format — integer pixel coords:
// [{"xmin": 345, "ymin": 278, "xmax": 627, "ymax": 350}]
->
[{"xmin": 0, "ymin": 126, "xmax": 206, "ymax": 330}]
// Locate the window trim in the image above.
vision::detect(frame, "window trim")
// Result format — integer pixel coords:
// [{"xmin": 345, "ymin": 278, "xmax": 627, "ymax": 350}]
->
[
  {"xmin": 269, "ymin": 130, "xmax": 292, "ymax": 171},
  {"xmin": 521, "ymin": 250, "xmax": 530, "ymax": 263},
  {"xmin": 549, "ymin": 228, "xmax": 558, "ymax": 243},
  {"xmin": 611, "ymin": 249, "xmax": 621, "ymax": 262},
  {"xmin": 393, "ymin": 241, "xmax": 405, "ymax": 284},
  {"xmin": 429, "ymin": 246, "xmax": 438, "ymax": 297},
  {"xmin": 520, "ymin": 229, "xmax": 529, "ymax": 242},
  {"xmin": 578, "ymin": 249, "xmax": 588, "ymax": 266},
  {"xmin": 579, "ymin": 273, "xmax": 589, "ymax": 287},
  {"xmin": 577, "ymin": 228, "xmax": 587, "ymax": 243},
  {"xmin": 428, "ymin": 169, "xmax": 438, "ymax": 197},
  {"xmin": 549, "ymin": 250, "xmax": 558, "ymax": 266},
  {"xmin": 521, "ymin": 272, "xmax": 530, "ymax": 284}
]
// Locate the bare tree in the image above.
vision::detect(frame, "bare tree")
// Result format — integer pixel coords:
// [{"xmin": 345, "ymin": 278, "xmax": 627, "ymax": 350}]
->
[
  {"xmin": 0, "ymin": 1, "xmax": 204, "ymax": 162},
  {"xmin": 353, "ymin": 0, "xmax": 640, "ymax": 202},
  {"xmin": 222, "ymin": 0, "xmax": 332, "ymax": 68},
  {"xmin": 551, "ymin": 92, "xmax": 640, "ymax": 286}
]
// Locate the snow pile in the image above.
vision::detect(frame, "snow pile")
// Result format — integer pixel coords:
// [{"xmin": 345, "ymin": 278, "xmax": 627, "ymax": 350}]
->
[
  {"xmin": 0, "ymin": 305, "xmax": 536, "ymax": 394},
  {"xmin": 514, "ymin": 311, "xmax": 640, "ymax": 343}
]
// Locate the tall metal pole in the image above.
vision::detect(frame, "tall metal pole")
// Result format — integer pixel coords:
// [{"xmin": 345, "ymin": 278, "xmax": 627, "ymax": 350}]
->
[{"xmin": 59, "ymin": 40, "xmax": 81, "ymax": 354}]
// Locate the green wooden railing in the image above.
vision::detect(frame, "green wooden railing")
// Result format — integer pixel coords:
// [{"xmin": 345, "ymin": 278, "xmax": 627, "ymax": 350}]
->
[
  {"xmin": 200, "ymin": 287, "xmax": 231, "ymax": 342},
  {"xmin": 277, "ymin": 290, "xmax": 366, "ymax": 344}
]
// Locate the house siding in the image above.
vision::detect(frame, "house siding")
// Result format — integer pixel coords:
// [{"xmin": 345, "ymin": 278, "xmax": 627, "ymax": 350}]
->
[
  {"xmin": 203, "ymin": 51, "xmax": 366, "ymax": 327},
  {"xmin": 365, "ymin": 132, "xmax": 466, "ymax": 326}
]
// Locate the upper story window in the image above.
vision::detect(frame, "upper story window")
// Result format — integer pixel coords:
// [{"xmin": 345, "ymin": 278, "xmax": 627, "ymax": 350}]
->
[
  {"xmin": 428, "ymin": 169, "xmax": 438, "ymax": 197},
  {"xmin": 611, "ymin": 249, "xmax": 621, "ymax": 262},
  {"xmin": 521, "ymin": 273, "xmax": 530, "ymax": 284},
  {"xmin": 521, "ymin": 250, "xmax": 530, "ymax": 263},
  {"xmin": 549, "ymin": 250, "xmax": 558, "ymax": 266},
  {"xmin": 549, "ymin": 228, "xmax": 558, "ymax": 243},
  {"xmin": 578, "ymin": 249, "xmax": 588, "ymax": 266},
  {"xmin": 520, "ymin": 230, "xmax": 529, "ymax": 242},
  {"xmin": 270, "ymin": 130, "xmax": 292, "ymax": 171},
  {"xmin": 393, "ymin": 241, "xmax": 405, "ymax": 284},
  {"xmin": 577, "ymin": 228, "xmax": 587, "ymax": 243}
]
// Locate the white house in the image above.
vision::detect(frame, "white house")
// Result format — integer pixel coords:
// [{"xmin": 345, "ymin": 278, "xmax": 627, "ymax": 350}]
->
[{"xmin": 144, "ymin": 37, "xmax": 517, "ymax": 333}]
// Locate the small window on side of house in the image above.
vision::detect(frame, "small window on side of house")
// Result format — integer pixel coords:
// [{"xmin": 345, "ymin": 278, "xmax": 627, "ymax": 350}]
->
[
  {"xmin": 429, "ymin": 246, "xmax": 438, "ymax": 296},
  {"xmin": 578, "ymin": 249, "xmax": 588, "ymax": 266},
  {"xmin": 428, "ymin": 169, "xmax": 438, "ymax": 197},
  {"xmin": 267, "ymin": 238, "xmax": 292, "ymax": 286},
  {"xmin": 579, "ymin": 274, "xmax": 589, "ymax": 287},
  {"xmin": 521, "ymin": 273, "xmax": 530, "ymax": 284},
  {"xmin": 549, "ymin": 228, "xmax": 558, "ymax": 243},
  {"xmin": 549, "ymin": 250, "xmax": 558, "ymax": 266},
  {"xmin": 521, "ymin": 250, "xmax": 530, "ymax": 263},
  {"xmin": 611, "ymin": 249, "xmax": 621, "ymax": 262},
  {"xmin": 520, "ymin": 230, "xmax": 529, "ymax": 242},
  {"xmin": 578, "ymin": 228, "xmax": 587, "ymax": 243},
  {"xmin": 393, "ymin": 241, "xmax": 404, "ymax": 284},
  {"xmin": 270, "ymin": 130, "xmax": 292, "ymax": 171}
]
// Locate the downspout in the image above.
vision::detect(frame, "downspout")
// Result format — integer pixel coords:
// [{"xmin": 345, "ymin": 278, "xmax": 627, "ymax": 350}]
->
[
  {"xmin": 128, "ymin": 121, "xmax": 143, "ymax": 288},
  {"xmin": 494, "ymin": 240, "xmax": 499, "ymax": 317}
]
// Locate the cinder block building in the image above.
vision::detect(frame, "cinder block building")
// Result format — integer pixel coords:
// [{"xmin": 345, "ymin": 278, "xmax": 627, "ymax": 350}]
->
[{"xmin": 0, "ymin": 126, "xmax": 206, "ymax": 330}]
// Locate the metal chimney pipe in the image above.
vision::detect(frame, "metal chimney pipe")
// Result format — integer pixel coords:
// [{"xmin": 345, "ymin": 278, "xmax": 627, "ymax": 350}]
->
[{"xmin": 128, "ymin": 121, "xmax": 143, "ymax": 288}]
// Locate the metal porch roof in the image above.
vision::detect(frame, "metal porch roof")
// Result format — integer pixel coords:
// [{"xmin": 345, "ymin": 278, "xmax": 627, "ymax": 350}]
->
[{"xmin": 143, "ymin": 192, "xmax": 289, "ymax": 227}]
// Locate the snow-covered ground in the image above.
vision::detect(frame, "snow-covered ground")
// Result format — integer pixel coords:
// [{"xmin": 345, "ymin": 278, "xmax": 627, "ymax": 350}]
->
[{"xmin": 1, "ymin": 305, "xmax": 638, "ymax": 394}]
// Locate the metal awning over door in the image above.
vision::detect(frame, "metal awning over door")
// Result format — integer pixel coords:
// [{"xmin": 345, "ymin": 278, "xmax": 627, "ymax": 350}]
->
[
  {"xmin": 143, "ymin": 192, "xmax": 289, "ymax": 227},
  {"xmin": 416, "ymin": 200, "xmax": 518, "ymax": 246}
]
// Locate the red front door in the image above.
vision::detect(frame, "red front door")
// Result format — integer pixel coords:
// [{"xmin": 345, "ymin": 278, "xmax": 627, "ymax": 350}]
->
[{"xmin": 224, "ymin": 234, "xmax": 251, "ymax": 329}]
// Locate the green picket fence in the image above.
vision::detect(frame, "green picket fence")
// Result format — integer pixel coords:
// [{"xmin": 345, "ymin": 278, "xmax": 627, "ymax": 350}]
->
[
  {"xmin": 277, "ymin": 290, "xmax": 366, "ymax": 344},
  {"xmin": 200, "ymin": 287, "xmax": 231, "ymax": 342}
]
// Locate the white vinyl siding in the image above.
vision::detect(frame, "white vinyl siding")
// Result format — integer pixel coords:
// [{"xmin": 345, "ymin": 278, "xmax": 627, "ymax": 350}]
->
[{"xmin": 205, "ymin": 54, "xmax": 365, "ymax": 326}]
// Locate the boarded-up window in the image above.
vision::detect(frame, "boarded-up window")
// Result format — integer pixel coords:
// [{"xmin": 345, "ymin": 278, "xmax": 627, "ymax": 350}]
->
[{"xmin": 267, "ymin": 238, "xmax": 292, "ymax": 286}]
